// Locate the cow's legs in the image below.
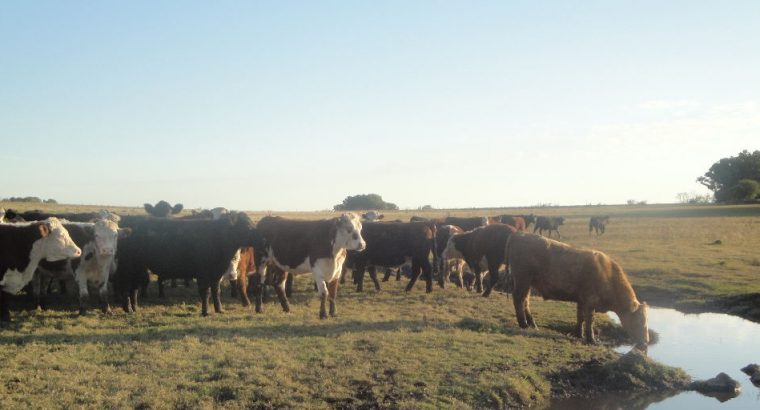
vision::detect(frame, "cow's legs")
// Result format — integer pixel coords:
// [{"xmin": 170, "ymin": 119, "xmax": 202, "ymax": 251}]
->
[
  {"xmin": 317, "ymin": 279, "xmax": 328, "ymax": 319},
  {"xmin": 404, "ymin": 262, "xmax": 423, "ymax": 291},
  {"xmin": 158, "ymin": 279, "xmax": 166, "ymax": 298},
  {"xmin": 513, "ymin": 285, "xmax": 535, "ymax": 329},
  {"xmin": 285, "ymin": 273, "xmax": 294, "ymax": 298},
  {"xmin": 252, "ymin": 269, "xmax": 264, "ymax": 313},
  {"xmin": 471, "ymin": 263, "xmax": 484, "ymax": 294},
  {"xmin": 456, "ymin": 261, "xmax": 465, "ymax": 289},
  {"xmin": 367, "ymin": 266, "xmax": 381, "ymax": 291},
  {"xmin": 355, "ymin": 266, "xmax": 366, "ymax": 292},
  {"xmin": 575, "ymin": 303, "xmax": 585, "ymax": 338},
  {"xmin": 327, "ymin": 278, "xmax": 339, "ymax": 317},
  {"xmin": 583, "ymin": 306, "xmax": 596, "ymax": 343},
  {"xmin": 421, "ymin": 259, "xmax": 433, "ymax": 293},
  {"xmin": 77, "ymin": 272, "xmax": 90, "ymax": 315},
  {"xmin": 382, "ymin": 268, "xmax": 391, "ymax": 282},
  {"xmin": 198, "ymin": 281, "xmax": 211, "ymax": 316},
  {"xmin": 273, "ymin": 270, "xmax": 290, "ymax": 313},
  {"xmin": 396, "ymin": 268, "xmax": 401, "ymax": 281},
  {"xmin": 437, "ymin": 258, "xmax": 446, "ymax": 289},
  {"xmin": 129, "ymin": 287, "xmax": 139, "ymax": 312},
  {"xmin": 211, "ymin": 280, "xmax": 224, "ymax": 314},
  {"xmin": 237, "ymin": 274, "xmax": 251, "ymax": 307},
  {"xmin": 482, "ymin": 260, "xmax": 501, "ymax": 298},
  {"xmin": 0, "ymin": 292, "xmax": 10, "ymax": 324},
  {"xmin": 98, "ymin": 282, "xmax": 111, "ymax": 314}
]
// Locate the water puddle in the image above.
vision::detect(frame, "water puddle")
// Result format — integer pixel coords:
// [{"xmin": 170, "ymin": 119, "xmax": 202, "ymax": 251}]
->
[{"xmin": 548, "ymin": 307, "xmax": 760, "ymax": 409}]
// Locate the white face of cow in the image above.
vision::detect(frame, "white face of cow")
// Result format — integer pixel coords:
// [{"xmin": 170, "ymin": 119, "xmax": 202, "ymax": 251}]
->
[
  {"xmin": 33, "ymin": 218, "xmax": 82, "ymax": 262},
  {"xmin": 92, "ymin": 219, "xmax": 121, "ymax": 256},
  {"xmin": 335, "ymin": 213, "xmax": 366, "ymax": 251}
]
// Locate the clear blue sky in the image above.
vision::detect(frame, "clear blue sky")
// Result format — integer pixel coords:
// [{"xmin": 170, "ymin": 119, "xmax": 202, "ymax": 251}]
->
[{"xmin": 2, "ymin": 1, "xmax": 758, "ymax": 211}]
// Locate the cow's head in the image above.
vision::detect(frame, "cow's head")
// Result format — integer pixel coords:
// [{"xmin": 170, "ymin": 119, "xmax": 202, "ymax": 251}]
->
[
  {"xmin": 33, "ymin": 218, "xmax": 82, "ymax": 262},
  {"xmin": 336, "ymin": 213, "xmax": 365, "ymax": 251},
  {"xmin": 620, "ymin": 301, "xmax": 650, "ymax": 350},
  {"xmin": 92, "ymin": 219, "xmax": 127, "ymax": 257}
]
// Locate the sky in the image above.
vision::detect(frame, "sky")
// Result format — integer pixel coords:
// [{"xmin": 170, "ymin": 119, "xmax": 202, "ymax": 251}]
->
[{"xmin": 1, "ymin": 1, "xmax": 758, "ymax": 211}]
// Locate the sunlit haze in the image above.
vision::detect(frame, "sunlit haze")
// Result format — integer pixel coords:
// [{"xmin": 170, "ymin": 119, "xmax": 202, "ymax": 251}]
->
[{"xmin": 2, "ymin": 1, "xmax": 758, "ymax": 211}]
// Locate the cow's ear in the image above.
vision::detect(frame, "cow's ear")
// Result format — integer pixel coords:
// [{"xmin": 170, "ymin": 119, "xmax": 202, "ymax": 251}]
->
[
  {"xmin": 118, "ymin": 228, "xmax": 133, "ymax": 238},
  {"xmin": 39, "ymin": 223, "xmax": 50, "ymax": 237}
]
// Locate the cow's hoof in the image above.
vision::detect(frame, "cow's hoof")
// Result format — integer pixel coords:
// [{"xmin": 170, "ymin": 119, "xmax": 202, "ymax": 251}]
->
[
  {"xmin": 319, "ymin": 312, "xmax": 327, "ymax": 320},
  {"xmin": 78, "ymin": 308, "xmax": 88, "ymax": 316},
  {"xmin": 255, "ymin": 307, "xmax": 263, "ymax": 314},
  {"xmin": 201, "ymin": 312, "xmax": 209, "ymax": 317}
]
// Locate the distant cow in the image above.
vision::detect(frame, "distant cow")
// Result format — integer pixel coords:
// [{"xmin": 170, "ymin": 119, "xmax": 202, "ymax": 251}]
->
[
  {"xmin": 361, "ymin": 211, "xmax": 385, "ymax": 222},
  {"xmin": 1, "ymin": 218, "xmax": 81, "ymax": 322},
  {"xmin": 345, "ymin": 221, "xmax": 437, "ymax": 293},
  {"xmin": 506, "ymin": 233, "xmax": 649, "ymax": 349},
  {"xmin": 113, "ymin": 212, "xmax": 265, "ymax": 315},
  {"xmin": 143, "ymin": 200, "xmax": 184, "ymax": 218},
  {"xmin": 254, "ymin": 214, "xmax": 365, "ymax": 319},
  {"xmin": 488, "ymin": 215, "xmax": 528, "ymax": 232},
  {"xmin": 589, "ymin": 216, "xmax": 610, "ymax": 236},
  {"xmin": 442, "ymin": 224, "xmax": 517, "ymax": 296},
  {"xmin": 533, "ymin": 216, "xmax": 565, "ymax": 238},
  {"xmin": 443, "ymin": 216, "xmax": 488, "ymax": 232}
]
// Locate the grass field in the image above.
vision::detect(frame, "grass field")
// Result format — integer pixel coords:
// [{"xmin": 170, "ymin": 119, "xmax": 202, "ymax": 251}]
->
[{"xmin": 1, "ymin": 201, "xmax": 757, "ymax": 408}]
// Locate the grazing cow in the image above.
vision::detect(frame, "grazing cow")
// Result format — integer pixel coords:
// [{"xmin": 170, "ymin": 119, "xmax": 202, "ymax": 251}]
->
[
  {"xmin": 443, "ymin": 216, "xmax": 488, "ymax": 232},
  {"xmin": 442, "ymin": 224, "xmax": 517, "ymax": 296},
  {"xmin": 435, "ymin": 225, "xmax": 465, "ymax": 288},
  {"xmin": 254, "ymin": 213, "xmax": 365, "ymax": 319},
  {"xmin": 112, "ymin": 212, "xmax": 265, "ymax": 315},
  {"xmin": 143, "ymin": 200, "xmax": 184, "ymax": 218},
  {"xmin": 533, "ymin": 216, "xmax": 565, "ymax": 238},
  {"xmin": 506, "ymin": 233, "xmax": 649, "ymax": 349},
  {"xmin": 589, "ymin": 216, "xmax": 610, "ymax": 236},
  {"xmin": 361, "ymin": 211, "xmax": 385, "ymax": 222},
  {"xmin": 0, "ymin": 218, "xmax": 81, "ymax": 322},
  {"xmin": 345, "ymin": 221, "xmax": 437, "ymax": 293}
]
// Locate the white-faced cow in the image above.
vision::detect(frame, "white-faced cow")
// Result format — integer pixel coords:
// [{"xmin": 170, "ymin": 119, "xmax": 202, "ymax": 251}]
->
[
  {"xmin": 254, "ymin": 213, "xmax": 365, "ymax": 319},
  {"xmin": 0, "ymin": 218, "xmax": 81, "ymax": 323}
]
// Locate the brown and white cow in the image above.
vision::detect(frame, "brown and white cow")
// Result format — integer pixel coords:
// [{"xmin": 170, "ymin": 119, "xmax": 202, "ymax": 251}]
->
[
  {"xmin": 442, "ymin": 223, "xmax": 517, "ymax": 296},
  {"xmin": 0, "ymin": 218, "xmax": 81, "ymax": 322},
  {"xmin": 255, "ymin": 213, "xmax": 365, "ymax": 319},
  {"xmin": 506, "ymin": 233, "xmax": 649, "ymax": 349}
]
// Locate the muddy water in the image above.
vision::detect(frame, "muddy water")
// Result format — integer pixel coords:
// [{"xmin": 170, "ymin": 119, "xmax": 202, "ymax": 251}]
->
[{"xmin": 548, "ymin": 307, "xmax": 760, "ymax": 409}]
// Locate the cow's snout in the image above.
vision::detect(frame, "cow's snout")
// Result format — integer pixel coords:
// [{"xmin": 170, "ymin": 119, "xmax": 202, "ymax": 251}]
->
[
  {"xmin": 99, "ymin": 247, "xmax": 115, "ymax": 256},
  {"xmin": 70, "ymin": 247, "xmax": 82, "ymax": 258}
]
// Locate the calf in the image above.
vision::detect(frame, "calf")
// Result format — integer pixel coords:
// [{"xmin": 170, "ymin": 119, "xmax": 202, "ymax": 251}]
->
[
  {"xmin": 442, "ymin": 224, "xmax": 517, "ymax": 296},
  {"xmin": 589, "ymin": 216, "xmax": 610, "ymax": 236},
  {"xmin": 435, "ymin": 225, "xmax": 465, "ymax": 288},
  {"xmin": 533, "ymin": 216, "xmax": 565, "ymax": 238},
  {"xmin": 506, "ymin": 233, "xmax": 649, "ymax": 349},
  {"xmin": 345, "ymin": 221, "xmax": 437, "ymax": 293},
  {"xmin": 443, "ymin": 216, "xmax": 488, "ymax": 232},
  {"xmin": 113, "ymin": 212, "xmax": 265, "ymax": 315},
  {"xmin": 227, "ymin": 246, "xmax": 256, "ymax": 307},
  {"xmin": 0, "ymin": 218, "xmax": 81, "ymax": 322},
  {"xmin": 254, "ymin": 213, "xmax": 365, "ymax": 319}
]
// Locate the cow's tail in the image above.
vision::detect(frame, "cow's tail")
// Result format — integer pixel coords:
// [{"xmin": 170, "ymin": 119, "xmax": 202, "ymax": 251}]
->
[{"xmin": 430, "ymin": 223, "xmax": 439, "ymax": 279}]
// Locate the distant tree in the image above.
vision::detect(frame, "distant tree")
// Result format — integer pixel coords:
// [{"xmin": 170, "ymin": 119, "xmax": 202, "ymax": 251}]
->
[
  {"xmin": 334, "ymin": 194, "xmax": 398, "ymax": 211},
  {"xmin": 698, "ymin": 150, "xmax": 760, "ymax": 202},
  {"xmin": 44, "ymin": 198, "xmax": 58, "ymax": 204},
  {"xmin": 732, "ymin": 179, "xmax": 760, "ymax": 201},
  {"xmin": 3, "ymin": 196, "xmax": 43, "ymax": 203},
  {"xmin": 676, "ymin": 192, "xmax": 713, "ymax": 204}
]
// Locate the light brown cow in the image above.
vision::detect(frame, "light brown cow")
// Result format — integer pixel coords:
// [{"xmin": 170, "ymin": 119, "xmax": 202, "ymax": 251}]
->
[{"xmin": 505, "ymin": 233, "xmax": 649, "ymax": 349}]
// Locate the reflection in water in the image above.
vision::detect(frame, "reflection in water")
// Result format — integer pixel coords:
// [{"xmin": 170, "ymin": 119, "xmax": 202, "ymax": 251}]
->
[{"xmin": 548, "ymin": 307, "xmax": 760, "ymax": 410}]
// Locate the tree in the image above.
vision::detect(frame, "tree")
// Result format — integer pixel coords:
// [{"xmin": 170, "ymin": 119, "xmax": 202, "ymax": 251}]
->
[
  {"xmin": 733, "ymin": 179, "xmax": 760, "ymax": 201},
  {"xmin": 334, "ymin": 194, "xmax": 398, "ymax": 211},
  {"xmin": 698, "ymin": 150, "xmax": 760, "ymax": 202}
]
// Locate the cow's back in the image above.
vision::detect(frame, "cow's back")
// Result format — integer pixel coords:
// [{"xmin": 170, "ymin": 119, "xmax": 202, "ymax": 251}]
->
[{"xmin": 257, "ymin": 217, "xmax": 335, "ymax": 269}]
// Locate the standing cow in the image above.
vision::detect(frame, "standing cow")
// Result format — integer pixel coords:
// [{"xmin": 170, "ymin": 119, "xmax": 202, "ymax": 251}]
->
[
  {"xmin": 506, "ymin": 233, "xmax": 649, "ymax": 349},
  {"xmin": 589, "ymin": 216, "xmax": 610, "ymax": 236},
  {"xmin": 533, "ymin": 216, "xmax": 565, "ymax": 238},
  {"xmin": 1, "ymin": 218, "xmax": 81, "ymax": 323},
  {"xmin": 254, "ymin": 213, "xmax": 365, "ymax": 319},
  {"xmin": 113, "ymin": 212, "xmax": 265, "ymax": 315},
  {"xmin": 442, "ymin": 224, "xmax": 517, "ymax": 296}
]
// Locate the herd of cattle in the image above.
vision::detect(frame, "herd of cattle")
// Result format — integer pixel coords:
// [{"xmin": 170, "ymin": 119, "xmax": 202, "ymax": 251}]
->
[{"xmin": 0, "ymin": 204, "xmax": 647, "ymax": 348}]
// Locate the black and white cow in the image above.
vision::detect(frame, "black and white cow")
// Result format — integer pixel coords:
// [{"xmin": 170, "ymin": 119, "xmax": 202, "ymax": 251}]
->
[{"xmin": 0, "ymin": 218, "xmax": 81, "ymax": 323}]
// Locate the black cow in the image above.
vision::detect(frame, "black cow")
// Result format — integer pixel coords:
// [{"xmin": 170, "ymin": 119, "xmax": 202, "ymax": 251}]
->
[
  {"xmin": 143, "ymin": 200, "xmax": 184, "ymax": 218},
  {"xmin": 533, "ymin": 216, "xmax": 565, "ymax": 239},
  {"xmin": 443, "ymin": 216, "xmax": 488, "ymax": 232},
  {"xmin": 344, "ymin": 221, "xmax": 438, "ymax": 293},
  {"xmin": 112, "ymin": 212, "xmax": 265, "ymax": 316},
  {"xmin": 589, "ymin": 216, "xmax": 610, "ymax": 236}
]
